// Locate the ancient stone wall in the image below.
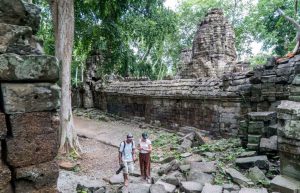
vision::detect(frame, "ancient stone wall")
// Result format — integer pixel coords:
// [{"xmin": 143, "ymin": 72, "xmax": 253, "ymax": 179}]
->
[{"xmin": 0, "ymin": 1, "xmax": 60, "ymax": 192}]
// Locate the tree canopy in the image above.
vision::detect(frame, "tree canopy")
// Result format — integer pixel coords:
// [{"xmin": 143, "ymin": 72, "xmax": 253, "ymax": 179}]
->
[{"xmin": 34, "ymin": 0, "xmax": 300, "ymax": 83}]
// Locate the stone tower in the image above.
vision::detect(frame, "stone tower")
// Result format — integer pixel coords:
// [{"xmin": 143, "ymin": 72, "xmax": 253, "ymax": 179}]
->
[{"xmin": 179, "ymin": 8, "xmax": 237, "ymax": 78}]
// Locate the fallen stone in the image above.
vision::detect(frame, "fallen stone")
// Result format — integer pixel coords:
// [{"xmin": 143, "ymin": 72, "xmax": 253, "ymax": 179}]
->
[
  {"xmin": 271, "ymin": 175, "xmax": 300, "ymax": 193},
  {"xmin": 15, "ymin": 161, "xmax": 59, "ymax": 191},
  {"xmin": 0, "ymin": 162, "xmax": 11, "ymax": 190},
  {"xmin": 160, "ymin": 156, "xmax": 175, "ymax": 164},
  {"xmin": 247, "ymin": 167, "xmax": 270, "ymax": 185},
  {"xmin": 201, "ymin": 152, "xmax": 216, "ymax": 159},
  {"xmin": 179, "ymin": 164, "xmax": 190, "ymax": 173},
  {"xmin": 248, "ymin": 112, "xmax": 277, "ymax": 122},
  {"xmin": 1, "ymin": 83, "xmax": 60, "ymax": 114},
  {"xmin": 76, "ymin": 184, "xmax": 106, "ymax": 193},
  {"xmin": 201, "ymin": 183, "xmax": 222, "ymax": 193},
  {"xmin": 226, "ymin": 168, "xmax": 254, "ymax": 186},
  {"xmin": 193, "ymin": 131, "xmax": 206, "ymax": 146},
  {"xmin": 180, "ymin": 181, "xmax": 203, "ymax": 193},
  {"xmin": 180, "ymin": 152, "xmax": 192, "ymax": 158},
  {"xmin": 126, "ymin": 183, "xmax": 150, "ymax": 193},
  {"xmin": 187, "ymin": 171, "xmax": 213, "ymax": 185},
  {"xmin": 179, "ymin": 126, "xmax": 198, "ymax": 134},
  {"xmin": 180, "ymin": 132, "xmax": 195, "ymax": 142},
  {"xmin": 238, "ymin": 151, "xmax": 257, "ymax": 158},
  {"xmin": 235, "ymin": 156, "xmax": 269, "ymax": 170},
  {"xmin": 58, "ymin": 160, "xmax": 78, "ymax": 171},
  {"xmin": 165, "ymin": 171, "xmax": 185, "ymax": 186},
  {"xmin": 260, "ymin": 136, "xmax": 278, "ymax": 152},
  {"xmin": 190, "ymin": 161, "xmax": 216, "ymax": 173},
  {"xmin": 158, "ymin": 160, "xmax": 180, "ymax": 176},
  {"xmin": 0, "ymin": 0, "xmax": 26, "ymax": 25},
  {"xmin": 156, "ymin": 180, "xmax": 176, "ymax": 193},
  {"xmin": 223, "ymin": 184, "xmax": 240, "ymax": 192},
  {"xmin": 238, "ymin": 188, "xmax": 268, "ymax": 193},
  {"xmin": 178, "ymin": 138, "xmax": 193, "ymax": 153},
  {"xmin": 109, "ymin": 174, "xmax": 124, "ymax": 185},
  {"xmin": 0, "ymin": 113, "xmax": 7, "ymax": 139},
  {"xmin": 150, "ymin": 184, "xmax": 167, "ymax": 193},
  {"xmin": 183, "ymin": 154, "xmax": 202, "ymax": 164}
]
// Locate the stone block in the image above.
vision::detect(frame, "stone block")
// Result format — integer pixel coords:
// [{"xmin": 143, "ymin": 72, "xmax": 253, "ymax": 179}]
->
[
  {"xmin": 0, "ymin": 113, "xmax": 7, "ymax": 139},
  {"xmin": 156, "ymin": 180, "xmax": 176, "ymax": 193},
  {"xmin": 260, "ymin": 136, "xmax": 278, "ymax": 152},
  {"xmin": 0, "ymin": 54, "xmax": 58, "ymax": 81},
  {"xmin": 248, "ymin": 135, "xmax": 261, "ymax": 144},
  {"xmin": 9, "ymin": 112, "xmax": 57, "ymax": 139},
  {"xmin": 1, "ymin": 83, "xmax": 60, "ymax": 114},
  {"xmin": 277, "ymin": 120, "xmax": 300, "ymax": 139},
  {"xmin": 238, "ymin": 188, "xmax": 268, "ymax": 193},
  {"xmin": 271, "ymin": 175, "xmax": 300, "ymax": 193},
  {"xmin": 180, "ymin": 181, "xmax": 203, "ymax": 193},
  {"xmin": 225, "ymin": 168, "xmax": 254, "ymax": 186},
  {"xmin": 235, "ymin": 156, "xmax": 269, "ymax": 170},
  {"xmin": 248, "ymin": 121, "xmax": 264, "ymax": 134},
  {"xmin": 15, "ymin": 161, "xmax": 58, "ymax": 192},
  {"xmin": 292, "ymin": 74, "xmax": 300, "ymax": 85},
  {"xmin": 201, "ymin": 183, "xmax": 222, "ymax": 193},
  {"xmin": 0, "ymin": 161, "xmax": 11, "ymax": 190},
  {"xmin": 248, "ymin": 112, "xmax": 277, "ymax": 121},
  {"xmin": 247, "ymin": 143, "xmax": 259, "ymax": 151},
  {"xmin": 277, "ymin": 100, "xmax": 300, "ymax": 116},
  {"xmin": 5, "ymin": 112, "xmax": 59, "ymax": 167},
  {"xmin": 190, "ymin": 161, "xmax": 216, "ymax": 174},
  {"xmin": 187, "ymin": 171, "xmax": 213, "ymax": 185},
  {"xmin": 280, "ymin": 152, "xmax": 300, "ymax": 180}
]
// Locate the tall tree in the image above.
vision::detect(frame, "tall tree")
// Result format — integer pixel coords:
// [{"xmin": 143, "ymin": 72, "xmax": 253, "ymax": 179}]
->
[{"xmin": 49, "ymin": 0, "xmax": 81, "ymax": 154}]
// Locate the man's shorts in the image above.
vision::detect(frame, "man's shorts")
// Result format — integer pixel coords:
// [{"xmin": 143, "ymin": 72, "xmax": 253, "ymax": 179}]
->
[{"xmin": 122, "ymin": 161, "xmax": 134, "ymax": 174}]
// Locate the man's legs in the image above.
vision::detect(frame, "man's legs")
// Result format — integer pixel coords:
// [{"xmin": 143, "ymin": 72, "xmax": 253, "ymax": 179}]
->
[{"xmin": 122, "ymin": 161, "xmax": 129, "ymax": 186}]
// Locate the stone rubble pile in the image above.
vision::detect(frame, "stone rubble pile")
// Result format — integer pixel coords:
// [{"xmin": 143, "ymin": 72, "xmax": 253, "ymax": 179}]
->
[{"xmin": 0, "ymin": 0, "xmax": 60, "ymax": 192}]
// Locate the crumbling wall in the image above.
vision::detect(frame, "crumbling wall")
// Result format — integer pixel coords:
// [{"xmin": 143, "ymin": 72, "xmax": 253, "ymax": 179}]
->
[{"xmin": 0, "ymin": 0, "xmax": 60, "ymax": 192}]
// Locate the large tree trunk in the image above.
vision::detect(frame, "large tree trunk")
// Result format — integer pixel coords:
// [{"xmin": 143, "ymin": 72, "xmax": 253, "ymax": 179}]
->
[{"xmin": 50, "ymin": 0, "xmax": 81, "ymax": 155}]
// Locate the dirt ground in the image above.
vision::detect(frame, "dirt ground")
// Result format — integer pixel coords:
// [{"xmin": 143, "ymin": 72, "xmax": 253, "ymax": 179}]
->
[{"xmin": 57, "ymin": 115, "xmax": 160, "ymax": 193}]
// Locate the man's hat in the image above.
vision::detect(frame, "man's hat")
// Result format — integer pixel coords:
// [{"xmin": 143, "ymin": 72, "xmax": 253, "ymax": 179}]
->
[
  {"xmin": 142, "ymin": 132, "xmax": 148, "ymax": 139},
  {"xmin": 127, "ymin": 133, "xmax": 133, "ymax": 139}
]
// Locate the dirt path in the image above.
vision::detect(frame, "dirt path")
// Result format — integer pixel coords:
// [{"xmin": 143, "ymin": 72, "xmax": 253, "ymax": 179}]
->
[{"xmin": 57, "ymin": 116, "xmax": 154, "ymax": 193}]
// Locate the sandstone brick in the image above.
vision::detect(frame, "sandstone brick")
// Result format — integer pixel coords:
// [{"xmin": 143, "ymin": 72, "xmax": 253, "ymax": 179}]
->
[
  {"xmin": 15, "ymin": 161, "xmax": 58, "ymax": 192},
  {"xmin": 5, "ymin": 112, "xmax": 59, "ymax": 167},
  {"xmin": 0, "ymin": 113, "xmax": 7, "ymax": 139},
  {"xmin": 0, "ymin": 161, "xmax": 11, "ymax": 190},
  {"xmin": 1, "ymin": 83, "xmax": 60, "ymax": 114},
  {"xmin": 0, "ymin": 54, "xmax": 58, "ymax": 81}
]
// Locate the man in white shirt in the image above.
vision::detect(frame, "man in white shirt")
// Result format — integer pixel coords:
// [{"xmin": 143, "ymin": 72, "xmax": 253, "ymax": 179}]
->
[{"xmin": 119, "ymin": 133, "xmax": 136, "ymax": 187}]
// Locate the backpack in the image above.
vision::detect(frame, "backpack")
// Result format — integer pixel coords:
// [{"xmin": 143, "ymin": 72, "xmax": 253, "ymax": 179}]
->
[{"xmin": 120, "ymin": 140, "xmax": 134, "ymax": 155}]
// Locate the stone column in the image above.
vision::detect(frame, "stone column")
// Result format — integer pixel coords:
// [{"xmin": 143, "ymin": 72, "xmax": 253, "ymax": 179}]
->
[{"xmin": 0, "ymin": 0, "xmax": 60, "ymax": 192}]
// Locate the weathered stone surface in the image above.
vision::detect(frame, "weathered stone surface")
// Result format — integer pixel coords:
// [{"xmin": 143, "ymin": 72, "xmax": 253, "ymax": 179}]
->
[
  {"xmin": 271, "ymin": 175, "xmax": 300, "ymax": 193},
  {"xmin": 0, "ymin": 184, "xmax": 13, "ymax": 193},
  {"xmin": 226, "ymin": 168, "xmax": 254, "ymax": 186},
  {"xmin": 158, "ymin": 160, "xmax": 180, "ymax": 176},
  {"xmin": 126, "ymin": 183, "xmax": 150, "ymax": 193},
  {"xmin": 109, "ymin": 174, "xmax": 124, "ymax": 185},
  {"xmin": 0, "ymin": 54, "xmax": 58, "ymax": 81},
  {"xmin": 1, "ymin": 83, "xmax": 60, "ymax": 114},
  {"xmin": 247, "ymin": 167, "xmax": 269, "ymax": 185},
  {"xmin": 165, "ymin": 171, "xmax": 185, "ymax": 186},
  {"xmin": 6, "ymin": 132, "xmax": 58, "ymax": 167},
  {"xmin": 248, "ymin": 112, "xmax": 277, "ymax": 121},
  {"xmin": 280, "ymin": 152, "xmax": 300, "ymax": 180},
  {"xmin": 0, "ymin": 113, "xmax": 7, "ymax": 139},
  {"xmin": 183, "ymin": 154, "xmax": 202, "ymax": 164},
  {"xmin": 201, "ymin": 183, "xmax": 222, "ymax": 193},
  {"xmin": 235, "ymin": 156, "xmax": 269, "ymax": 170},
  {"xmin": 180, "ymin": 181, "xmax": 203, "ymax": 193},
  {"xmin": 238, "ymin": 188, "xmax": 268, "ymax": 193},
  {"xmin": 179, "ymin": 8, "xmax": 237, "ymax": 78},
  {"xmin": 156, "ymin": 180, "xmax": 176, "ymax": 193},
  {"xmin": 238, "ymin": 151, "xmax": 257, "ymax": 158},
  {"xmin": 187, "ymin": 171, "xmax": 213, "ymax": 185},
  {"xmin": 260, "ymin": 136, "xmax": 277, "ymax": 152},
  {"xmin": 150, "ymin": 184, "xmax": 167, "ymax": 193},
  {"xmin": 178, "ymin": 138, "xmax": 192, "ymax": 153},
  {"xmin": 15, "ymin": 161, "xmax": 58, "ymax": 190},
  {"xmin": 179, "ymin": 164, "xmax": 190, "ymax": 173},
  {"xmin": 0, "ymin": 0, "xmax": 41, "ymax": 34},
  {"xmin": 0, "ymin": 161, "xmax": 11, "ymax": 190},
  {"xmin": 190, "ymin": 161, "xmax": 216, "ymax": 173}
]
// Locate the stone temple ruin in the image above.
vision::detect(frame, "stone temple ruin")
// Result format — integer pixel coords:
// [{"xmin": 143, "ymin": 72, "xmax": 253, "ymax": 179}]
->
[
  {"xmin": 74, "ymin": 8, "xmax": 300, "ymax": 192},
  {"xmin": 0, "ymin": 0, "xmax": 60, "ymax": 192}
]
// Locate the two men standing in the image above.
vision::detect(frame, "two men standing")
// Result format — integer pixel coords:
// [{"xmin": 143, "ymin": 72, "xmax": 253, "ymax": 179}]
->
[{"xmin": 118, "ymin": 132, "xmax": 152, "ymax": 187}]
